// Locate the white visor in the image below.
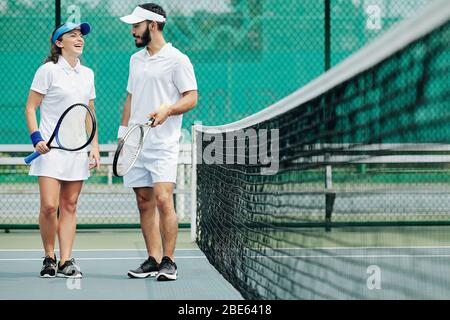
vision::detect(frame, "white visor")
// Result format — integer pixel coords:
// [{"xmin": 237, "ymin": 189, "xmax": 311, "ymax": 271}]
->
[{"xmin": 120, "ymin": 6, "xmax": 166, "ymax": 24}]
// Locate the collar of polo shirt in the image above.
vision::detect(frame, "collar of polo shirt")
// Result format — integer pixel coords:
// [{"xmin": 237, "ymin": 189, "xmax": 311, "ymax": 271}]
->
[
  {"xmin": 58, "ymin": 55, "xmax": 81, "ymax": 74},
  {"xmin": 120, "ymin": 6, "xmax": 166, "ymax": 24},
  {"xmin": 143, "ymin": 42, "xmax": 172, "ymax": 59}
]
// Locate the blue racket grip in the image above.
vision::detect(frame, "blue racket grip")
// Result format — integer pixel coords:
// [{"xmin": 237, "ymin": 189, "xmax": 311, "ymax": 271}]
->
[{"xmin": 24, "ymin": 151, "xmax": 41, "ymax": 164}]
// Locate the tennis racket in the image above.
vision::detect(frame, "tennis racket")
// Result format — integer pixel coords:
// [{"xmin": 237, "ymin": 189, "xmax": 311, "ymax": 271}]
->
[
  {"xmin": 112, "ymin": 118, "xmax": 155, "ymax": 177},
  {"xmin": 24, "ymin": 103, "xmax": 96, "ymax": 164}
]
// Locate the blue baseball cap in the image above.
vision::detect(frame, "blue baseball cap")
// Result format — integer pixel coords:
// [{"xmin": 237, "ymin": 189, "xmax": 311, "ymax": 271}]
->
[{"xmin": 51, "ymin": 22, "xmax": 91, "ymax": 44}]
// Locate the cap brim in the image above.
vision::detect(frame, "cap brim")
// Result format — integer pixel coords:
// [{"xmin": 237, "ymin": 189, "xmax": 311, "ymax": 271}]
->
[
  {"xmin": 52, "ymin": 22, "xmax": 91, "ymax": 44},
  {"xmin": 120, "ymin": 14, "xmax": 146, "ymax": 24}
]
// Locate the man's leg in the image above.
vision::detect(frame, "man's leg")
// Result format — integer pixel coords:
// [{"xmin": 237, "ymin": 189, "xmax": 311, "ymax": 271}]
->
[
  {"xmin": 133, "ymin": 187, "xmax": 162, "ymax": 261},
  {"xmin": 127, "ymin": 186, "xmax": 162, "ymax": 278},
  {"xmin": 154, "ymin": 182, "xmax": 178, "ymax": 281},
  {"xmin": 153, "ymin": 182, "xmax": 177, "ymax": 260}
]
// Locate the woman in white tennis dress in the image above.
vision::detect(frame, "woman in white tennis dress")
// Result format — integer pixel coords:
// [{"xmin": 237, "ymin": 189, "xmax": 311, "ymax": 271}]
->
[{"xmin": 24, "ymin": 22, "xmax": 100, "ymax": 278}]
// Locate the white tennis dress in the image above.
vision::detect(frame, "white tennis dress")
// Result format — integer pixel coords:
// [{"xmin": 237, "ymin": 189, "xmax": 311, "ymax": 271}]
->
[{"xmin": 28, "ymin": 56, "xmax": 96, "ymax": 181}]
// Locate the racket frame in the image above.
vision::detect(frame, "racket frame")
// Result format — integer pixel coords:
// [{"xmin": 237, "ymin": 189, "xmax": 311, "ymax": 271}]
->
[
  {"xmin": 112, "ymin": 121, "xmax": 153, "ymax": 177},
  {"xmin": 24, "ymin": 103, "xmax": 97, "ymax": 164}
]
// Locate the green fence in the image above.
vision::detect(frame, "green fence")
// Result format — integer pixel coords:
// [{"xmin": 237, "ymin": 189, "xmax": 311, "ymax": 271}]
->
[
  {"xmin": 0, "ymin": 0, "xmax": 431, "ymax": 144},
  {"xmin": 0, "ymin": 0, "xmax": 434, "ymax": 228}
]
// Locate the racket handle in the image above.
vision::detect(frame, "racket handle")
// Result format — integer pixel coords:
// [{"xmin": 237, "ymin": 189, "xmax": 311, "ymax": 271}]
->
[{"xmin": 24, "ymin": 151, "xmax": 41, "ymax": 164}]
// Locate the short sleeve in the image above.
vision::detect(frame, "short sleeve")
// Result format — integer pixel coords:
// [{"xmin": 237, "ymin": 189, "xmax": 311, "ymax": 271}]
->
[
  {"xmin": 173, "ymin": 55, "xmax": 197, "ymax": 94},
  {"xmin": 30, "ymin": 64, "xmax": 53, "ymax": 95},
  {"xmin": 89, "ymin": 70, "xmax": 96, "ymax": 100},
  {"xmin": 126, "ymin": 57, "xmax": 134, "ymax": 94}
]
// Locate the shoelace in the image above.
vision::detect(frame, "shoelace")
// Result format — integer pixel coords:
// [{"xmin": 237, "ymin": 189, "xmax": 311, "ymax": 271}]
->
[
  {"xmin": 141, "ymin": 257, "xmax": 158, "ymax": 268},
  {"xmin": 140, "ymin": 259, "xmax": 150, "ymax": 269},
  {"xmin": 160, "ymin": 257, "xmax": 173, "ymax": 269},
  {"xmin": 60, "ymin": 259, "xmax": 80, "ymax": 271},
  {"xmin": 43, "ymin": 256, "xmax": 56, "ymax": 265},
  {"xmin": 60, "ymin": 260, "xmax": 78, "ymax": 275},
  {"xmin": 69, "ymin": 259, "xmax": 81, "ymax": 272}
]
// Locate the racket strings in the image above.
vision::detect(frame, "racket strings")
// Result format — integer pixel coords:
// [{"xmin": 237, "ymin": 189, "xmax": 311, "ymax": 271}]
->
[
  {"xmin": 57, "ymin": 104, "xmax": 95, "ymax": 150},
  {"xmin": 115, "ymin": 126, "xmax": 144, "ymax": 176}
]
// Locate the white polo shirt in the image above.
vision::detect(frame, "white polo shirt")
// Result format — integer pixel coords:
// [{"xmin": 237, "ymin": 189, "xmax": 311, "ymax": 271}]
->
[
  {"xmin": 127, "ymin": 43, "xmax": 197, "ymax": 150},
  {"xmin": 30, "ymin": 55, "xmax": 96, "ymax": 151}
]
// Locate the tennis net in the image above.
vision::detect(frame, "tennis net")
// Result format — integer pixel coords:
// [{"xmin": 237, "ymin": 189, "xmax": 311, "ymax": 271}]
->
[{"xmin": 192, "ymin": 0, "xmax": 450, "ymax": 299}]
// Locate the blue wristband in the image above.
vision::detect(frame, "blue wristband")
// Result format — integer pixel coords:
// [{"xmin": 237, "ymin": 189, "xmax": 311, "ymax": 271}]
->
[{"xmin": 30, "ymin": 131, "xmax": 44, "ymax": 147}]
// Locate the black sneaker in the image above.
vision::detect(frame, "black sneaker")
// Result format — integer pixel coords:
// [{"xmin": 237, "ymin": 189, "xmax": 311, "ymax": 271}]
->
[
  {"xmin": 128, "ymin": 256, "xmax": 159, "ymax": 278},
  {"xmin": 40, "ymin": 255, "xmax": 57, "ymax": 278},
  {"xmin": 57, "ymin": 258, "xmax": 83, "ymax": 279},
  {"xmin": 156, "ymin": 256, "xmax": 177, "ymax": 281}
]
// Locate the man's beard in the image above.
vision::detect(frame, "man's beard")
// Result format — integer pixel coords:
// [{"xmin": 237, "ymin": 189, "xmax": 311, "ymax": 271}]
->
[{"xmin": 135, "ymin": 28, "xmax": 151, "ymax": 48}]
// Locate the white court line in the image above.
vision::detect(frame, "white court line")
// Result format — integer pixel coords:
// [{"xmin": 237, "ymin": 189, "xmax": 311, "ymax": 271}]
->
[
  {"xmin": 255, "ymin": 254, "xmax": 450, "ymax": 259},
  {"xmin": 301, "ymin": 246, "xmax": 450, "ymax": 251},
  {"xmin": 238, "ymin": 245, "xmax": 446, "ymax": 251},
  {"xmin": 251, "ymin": 246, "xmax": 450, "ymax": 251},
  {"xmin": 2, "ymin": 246, "xmax": 450, "ymax": 255},
  {"xmin": 0, "ymin": 256, "xmax": 207, "ymax": 262},
  {"xmin": 3, "ymin": 254, "xmax": 450, "ymax": 262},
  {"xmin": 0, "ymin": 248, "xmax": 201, "ymax": 252}
]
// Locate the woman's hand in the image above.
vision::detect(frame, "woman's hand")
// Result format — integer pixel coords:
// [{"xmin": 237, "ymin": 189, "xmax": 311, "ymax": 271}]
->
[
  {"xmin": 89, "ymin": 146, "xmax": 100, "ymax": 170},
  {"xmin": 35, "ymin": 141, "xmax": 50, "ymax": 155}
]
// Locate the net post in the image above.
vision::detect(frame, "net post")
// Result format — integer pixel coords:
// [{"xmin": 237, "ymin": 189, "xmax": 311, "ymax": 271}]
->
[
  {"xmin": 325, "ymin": 154, "xmax": 334, "ymax": 231},
  {"xmin": 324, "ymin": 0, "xmax": 331, "ymax": 71},
  {"xmin": 190, "ymin": 123, "xmax": 199, "ymax": 242},
  {"xmin": 55, "ymin": 0, "xmax": 61, "ymax": 27}
]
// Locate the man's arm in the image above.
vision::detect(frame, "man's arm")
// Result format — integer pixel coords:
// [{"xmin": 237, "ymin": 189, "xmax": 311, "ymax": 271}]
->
[
  {"xmin": 149, "ymin": 90, "xmax": 198, "ymax": 126},
  {"xmin": 121, "ymin": 93, "xmax": 132, "ymax": 126},
  {"xmin": 118, "ymin": 93, "xmax": 132, "ymax": 139}
]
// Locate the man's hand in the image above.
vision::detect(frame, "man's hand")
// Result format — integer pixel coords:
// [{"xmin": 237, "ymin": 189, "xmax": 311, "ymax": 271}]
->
[{"xmin": 148, "ymin": 103, "xmax": 171, "ymax": 127}]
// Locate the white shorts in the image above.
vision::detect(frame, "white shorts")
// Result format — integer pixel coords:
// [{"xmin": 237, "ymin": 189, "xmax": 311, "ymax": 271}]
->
[
  {"xmin": 123, "ymin": 148, "xmax": 178, "ymax": 188},
  {"xmin": 29, "ymin": 149, "xmax": 90, "ymax": 181}
]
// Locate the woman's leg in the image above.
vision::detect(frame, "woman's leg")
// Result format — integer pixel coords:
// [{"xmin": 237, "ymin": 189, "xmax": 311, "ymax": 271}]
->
[
  {"xmin": 58, "ymin": 180, "xmax": 83, "ymax": 265},
  {"xmin": 38, "ymin": 176, "xmax": 60, "ymax": 259}
]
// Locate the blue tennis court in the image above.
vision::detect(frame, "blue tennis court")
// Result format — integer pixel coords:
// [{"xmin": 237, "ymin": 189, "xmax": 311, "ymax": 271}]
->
[
  {"xmin": 0, "ymin": 230, "xmax": 243, "ymax": 300},
  {"xmin": 1, "ymin": 0, "xmax": 450, "ymax": 302}
]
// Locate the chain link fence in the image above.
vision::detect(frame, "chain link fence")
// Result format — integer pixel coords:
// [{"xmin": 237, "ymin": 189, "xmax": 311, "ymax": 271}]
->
[{"xmin": 0, "ymin": 0, "xmax": 433, "ymax": 228}]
